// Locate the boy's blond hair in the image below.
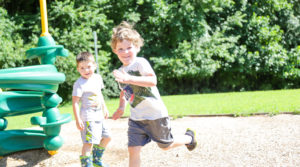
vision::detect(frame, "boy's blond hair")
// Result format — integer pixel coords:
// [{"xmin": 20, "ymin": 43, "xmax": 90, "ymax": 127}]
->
[{"xmin": 110, "ymin": 21, "xmax": 144, "ymax": 50}]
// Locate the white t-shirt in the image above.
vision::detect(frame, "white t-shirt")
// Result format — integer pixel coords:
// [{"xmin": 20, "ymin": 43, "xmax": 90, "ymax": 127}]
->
[
  {"xmin": 72, "ymin": 74, "xmax": 104, "ymax": 121},
  {"xmin": 118, "ymin": 57, "xmax": 168, "ymax": 120}
]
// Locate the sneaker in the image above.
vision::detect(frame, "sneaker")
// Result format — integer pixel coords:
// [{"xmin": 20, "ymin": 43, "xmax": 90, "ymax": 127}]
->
[{"xmin": 185, "ymin": 128, "xmax": 197, "ymax": 151}]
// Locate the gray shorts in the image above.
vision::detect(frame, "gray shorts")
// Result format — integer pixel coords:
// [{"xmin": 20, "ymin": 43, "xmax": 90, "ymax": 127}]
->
[
  {"xmin": 81, "ymin": 120, "xmax": 110, "ymax": 144},
  {"xmin": 128, "ymin": 117, "xmax": 174, "ymax": 148}
]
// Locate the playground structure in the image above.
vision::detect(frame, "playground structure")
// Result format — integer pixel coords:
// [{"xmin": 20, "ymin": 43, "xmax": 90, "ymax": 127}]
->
[{"xmin": 0, "ymin": 0, "xmax": 71, "ymax": 156}]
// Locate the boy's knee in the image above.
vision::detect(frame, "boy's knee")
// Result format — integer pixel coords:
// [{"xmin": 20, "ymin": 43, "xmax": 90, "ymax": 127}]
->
[
  {"xmin": 104, "ymin": 136, "xmax": 112, "ymax": 142},
  {"xmin": 82, "ymin": 143, "xmax": 93, "ymax": 155},
  {"xmin": 128, "ymin": 146, "xmax": 141, "ymax": 155},
  {"xmin": 83, "ymin": 143, "xmax": 93, "ymax": 149},
  {"xmin": 83, "ymin": 143, "xmax": 93, "ymax": 146}
]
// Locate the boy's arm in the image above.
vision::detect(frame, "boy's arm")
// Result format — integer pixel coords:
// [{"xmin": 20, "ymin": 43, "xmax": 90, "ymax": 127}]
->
[
  {"xmin": 112, "ymin": 90, "xmax": 127, "ymax": 120},
  {"xmin": 113, "ymin": 69, "xmax": 157, "ymax": 87},
  {"xmin": 72, "ymin": 96, "xmax": 84, "ymax": 130},
  {"xmin": 100, "ymin": 93, "xmax": 109, "ymax": 119}
]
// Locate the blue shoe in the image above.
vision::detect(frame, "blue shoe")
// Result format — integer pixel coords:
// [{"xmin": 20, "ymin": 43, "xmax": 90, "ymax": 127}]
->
[
  {"xmin": 93, "ymin": 145, "xmax": 109, "ymax": 167},
  {"xmin": 80, "ymin": 155, "xmax": 93, "ymax": 167}
]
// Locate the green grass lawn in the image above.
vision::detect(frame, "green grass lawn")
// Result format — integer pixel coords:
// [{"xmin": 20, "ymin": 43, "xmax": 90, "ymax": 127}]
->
[{"xmin": 5, "ymin": 89, "xmax": 300, "ymax": 129}]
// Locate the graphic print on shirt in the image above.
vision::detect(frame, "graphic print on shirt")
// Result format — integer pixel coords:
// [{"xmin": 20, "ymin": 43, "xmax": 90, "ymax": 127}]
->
[
  {"xmin": 119, "ymin": 70, "xmax": 156, "ymax": 108},
  {"xmin": 87, "ymin": 94, "xmax": 100, "ymax": 110}
]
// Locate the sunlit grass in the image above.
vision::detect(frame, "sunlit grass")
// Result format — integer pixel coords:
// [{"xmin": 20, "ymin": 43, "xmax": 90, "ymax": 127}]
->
[
  {"xmin": 163, "ymin": 89, "xmax": 300, "ymax": 116},
  {"xmin": 5, "ymin": 89, "xmax": 300, "ymax": 129}
]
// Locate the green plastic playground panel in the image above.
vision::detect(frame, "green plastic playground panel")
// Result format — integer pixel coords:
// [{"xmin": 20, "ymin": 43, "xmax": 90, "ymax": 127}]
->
[
  {"xmin": 0, "ymin": 64, "xmax": 65, "ymax": 93},
  {"xmin": 0, "ymin": 83, "xmax": 59, "ymax": 93},
  {"xmin": 0, "ymin": 72, "xmax": 65, "ymax": 84},
  {"xmin": 26, "ymin": 45, "xmax": 67, "ymax": 58},
  {"xmin": 0, "ymin": 91, "xmax": 44, "ymax": 117},
  {"xmin": 26, "ymin": 36, "xmax": 68, "ymax": 65},
  {"xmin": 0, "ymin": 129, "xmax": 46, "ymax": 156},
  {"xmin": 0, "ymin": 4, "xmax": 70, "ymax": 156},
  {"xmin": 0, "ymin": 64, "xmax": 58, "ymax": 74},
  {"xmin": 31, "ymin": 113, "xmax": 71, "ymax": 127}
]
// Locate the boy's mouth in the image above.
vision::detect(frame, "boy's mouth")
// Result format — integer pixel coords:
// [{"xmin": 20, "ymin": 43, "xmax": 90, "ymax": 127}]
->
[
  {"xmin": 122, "ymin": 55, "xmax": 130, "ymax": 58},
  {"xmin": 122, "ymin": 54, "xmax": 133, "ymax": 60},
  {"xmin": 122, "ymin": 57, "xmax": 131, "ymax": 63}
]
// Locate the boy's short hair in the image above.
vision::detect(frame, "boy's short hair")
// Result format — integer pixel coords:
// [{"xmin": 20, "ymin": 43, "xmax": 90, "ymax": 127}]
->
[
  {"xmin": 76, "ymin": 52, "xmax": 95, "ymax": 64},
  {"xmin": 110, "ymin": 21, "xmax": 144, "ymax": 50}
]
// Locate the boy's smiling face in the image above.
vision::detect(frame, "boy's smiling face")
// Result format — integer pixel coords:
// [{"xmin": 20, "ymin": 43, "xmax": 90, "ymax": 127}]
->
[
  {"xmin": 77, "ymin": 59, "xmax": 96, "ymax": 79},
  {"xmin": 113, "ymin": 39, "xmax": 140, "ymax": 66}
]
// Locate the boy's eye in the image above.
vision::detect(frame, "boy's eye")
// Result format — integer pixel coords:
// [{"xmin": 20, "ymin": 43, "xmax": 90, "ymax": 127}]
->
[{"xmin": 117, "ymin": 47, "xmax": 131, "ymax": 53}]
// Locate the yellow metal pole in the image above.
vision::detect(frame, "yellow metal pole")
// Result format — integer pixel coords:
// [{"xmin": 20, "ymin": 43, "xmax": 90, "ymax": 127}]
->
[{"xmin": 39, "ymin": 0, "xmax": 50, "ymax": 36}]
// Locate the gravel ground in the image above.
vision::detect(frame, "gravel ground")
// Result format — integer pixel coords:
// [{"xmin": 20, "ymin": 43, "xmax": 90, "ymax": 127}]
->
[{"xmin": 1, "ymin": 114, "xmax": 300, "ymax": 167}]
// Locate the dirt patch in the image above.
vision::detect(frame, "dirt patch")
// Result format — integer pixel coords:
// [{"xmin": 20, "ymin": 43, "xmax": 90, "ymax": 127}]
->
[{"xmin": 1, "ymin": 114, "xmax": 300, "ymax": 167}]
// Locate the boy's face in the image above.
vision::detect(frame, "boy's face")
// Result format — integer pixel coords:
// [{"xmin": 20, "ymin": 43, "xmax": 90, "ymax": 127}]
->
[
  {"xmin": 113, "ymin": 39, "xmax": 140, "ymax": 66},
  {"xmin": 77, "ymin": 59, "xmax": 96, "ymax": 79}
]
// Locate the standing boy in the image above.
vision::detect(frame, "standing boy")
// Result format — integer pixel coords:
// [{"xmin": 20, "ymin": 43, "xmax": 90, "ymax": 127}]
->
[
  {"xmin": 72, "ymin": 52, "xmax": 111, "ymax": 167},
  {"xmin": 111, "ymin": 21, "xmax": 197, "ymax": 167}
]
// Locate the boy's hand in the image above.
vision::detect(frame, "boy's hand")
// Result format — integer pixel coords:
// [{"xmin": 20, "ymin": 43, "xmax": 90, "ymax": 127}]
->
[
  {"xmin": 104, "ymin": 109, "xmax": 109, "ymax": 119},
  {"xmin": 113, "ymin": 69, "xmax": 131, "ymax": 84},
  {"xmin": 76, "ymin": 118, "xmax": 84, "ymax": 131},
  {"xmin": 112, "ymin": 107, "xmax": 125, "ymax": 120}
]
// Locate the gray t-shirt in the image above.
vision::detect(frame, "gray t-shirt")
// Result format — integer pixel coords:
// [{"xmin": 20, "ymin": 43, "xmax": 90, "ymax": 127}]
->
[
  {"xmin": 118, "ymin": 57, "xmax": 168, "ymax": 120},
  {"xmin": 72, "ymin": 74, "xmax": 104, "ymax": 121}
]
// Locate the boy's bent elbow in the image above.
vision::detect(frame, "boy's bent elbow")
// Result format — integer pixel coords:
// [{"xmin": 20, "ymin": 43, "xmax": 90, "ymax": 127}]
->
[
  {"xmin": 149, "ymin": 81, "xmax": 156, "ymax": 87},
  {"xmin": 153, "ymin": 79, "xmax": 157, "ymax": 86},
  {"xmin": 151, "ymin": 76, "xmax": 157, "ymax": 86}
]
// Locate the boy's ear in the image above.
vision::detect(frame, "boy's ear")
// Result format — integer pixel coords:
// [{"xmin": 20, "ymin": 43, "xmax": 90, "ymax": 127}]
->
[{"xmin": 136, "ymin": 46, "xmax": 141, "ymax": 53}]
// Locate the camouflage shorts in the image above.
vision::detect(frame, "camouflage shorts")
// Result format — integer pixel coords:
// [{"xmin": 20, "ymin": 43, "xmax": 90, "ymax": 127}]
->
[{"xmin": 80, "ymin": 120, "xmax": 110, "ymax": 144}]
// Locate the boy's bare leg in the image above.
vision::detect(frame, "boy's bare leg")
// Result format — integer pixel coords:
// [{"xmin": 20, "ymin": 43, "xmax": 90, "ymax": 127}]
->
[
  {"xmin": 161, "ymin": 134, "xmax": 192, "ymax": 151},
  {"xmin": 82, "ymin": 143, "xmax": 93, "ymax": 156},
  {"xmin": 99, "ymin": 137, "xmax": 111, "ymax": 147},
  {"xmin": 128, "ymin": 146, "xmax": 142, "ymax": 167}
]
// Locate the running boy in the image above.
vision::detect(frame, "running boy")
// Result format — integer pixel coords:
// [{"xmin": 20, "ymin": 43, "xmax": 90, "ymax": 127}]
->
[
  {"xmin": 72, "ymin": 52, "xmax": 111, "ymax": 167},
  {"xmin": 110, "ymin": 21, "xmax": 197, "ymax": 167}
]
